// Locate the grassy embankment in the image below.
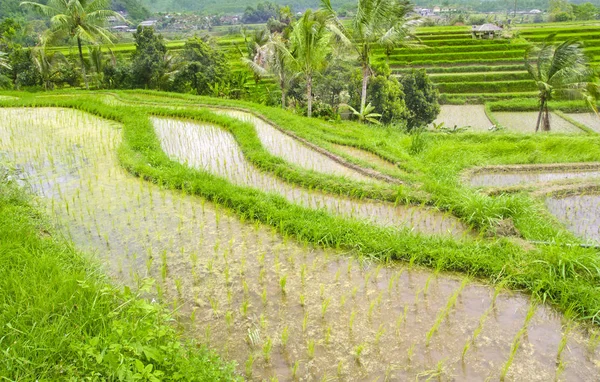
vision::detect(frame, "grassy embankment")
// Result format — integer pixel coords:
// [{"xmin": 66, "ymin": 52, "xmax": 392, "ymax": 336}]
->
[{"xmin": 2, "ymin": 90, "xmax": 600, "ymax": 327}]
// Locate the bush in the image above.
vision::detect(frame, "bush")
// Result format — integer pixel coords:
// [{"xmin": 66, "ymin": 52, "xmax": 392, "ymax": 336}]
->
[{"xmin": 399, "ymin": 69, "xmax": 440, "ymax": 130}]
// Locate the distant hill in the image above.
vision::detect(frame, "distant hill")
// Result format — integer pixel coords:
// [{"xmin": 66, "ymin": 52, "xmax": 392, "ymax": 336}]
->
[
  {"xmin": 139, "ymin": 0, "xmax": 350, "ymax": 14},
  {"xmin": 0, "ymin": 0, "xmax": 150, "ymax": 22}
]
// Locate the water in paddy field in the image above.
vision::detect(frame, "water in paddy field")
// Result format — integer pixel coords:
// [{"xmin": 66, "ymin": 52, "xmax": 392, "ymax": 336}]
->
[
  {"xmin": 152, "ymin": 117, "xmax": 467, "ymax": 238},
  {"xmin": 2, "ymin": 107, "xmax": 600, "ymax": 380},
  {"xmin": 470, "ymin": 170, "xmax": 600, "ymax": 188},
  {"xmin": 210, "ymin": 108, "xmax": 377, "ymax": 184},
  {"xmin": 493, "ymin": 112, "xmax": 584, "ymax": 134},
  {"xmin": 430, "ymin": 105, "xmax": 493, "ymax": 132},
  {"xmin": 329, "ymin": 143, "xmax": 400, "ymax": 173},
  {"xmin": 565, "ymin": 113, "xmax": 600, "ymax": 133},
  {"xmin": 546, "ymin": 194, "xmax": 600, "ymax": 243},
  {"xmin": 469, "ymin": 168, "xmax": 600, "ymax": 243}
]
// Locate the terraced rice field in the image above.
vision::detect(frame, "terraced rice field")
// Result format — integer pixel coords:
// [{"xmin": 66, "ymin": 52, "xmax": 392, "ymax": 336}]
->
[
  {"xmin": 493, "ymin": 112, "xmax": 584, "ymax": 134},
  {"xmin": 468, "ymin": 165, "xmax": 600, "ymax": 243},
  {"xmin": 3, "ymin": 106, "xmax": 600, "ymax": 380},
  {"xmin": 152, "ymin": 117, "xmax": 466, "ymax": 236},
  {"xmin": 566, "ymin": 113, "xmax": 600, "ymax": 133},
  {"xmin": 430, "ymin": 105, "xmax": 492, "ymax": 131}
]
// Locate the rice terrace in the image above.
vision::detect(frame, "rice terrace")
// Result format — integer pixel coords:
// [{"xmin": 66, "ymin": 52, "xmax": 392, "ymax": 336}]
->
[{"xmin": 2, "ymin": 0, "xmax": 600, "ymax": 380}]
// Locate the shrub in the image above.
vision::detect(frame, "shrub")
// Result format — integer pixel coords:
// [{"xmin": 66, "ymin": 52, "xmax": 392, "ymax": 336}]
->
[{"xmin": 399, "ymin": 69, "xmax": 440, "ymax": 130}]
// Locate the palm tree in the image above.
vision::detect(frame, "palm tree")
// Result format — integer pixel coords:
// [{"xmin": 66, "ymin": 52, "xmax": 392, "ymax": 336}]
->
[
  {"xmin": 320, "ymin": 0, "xmax": 416, "ymax": 116},
  {"xmin": 289, "ymin": 9, "xmax": 329, "ymax": 117},
  {"xmin": 525, "ymin": 35, "xmax": 594, "ymax": 132},
  {"xmin": 20, "ymin": 0, "xmax": 126, "ymax": 89},
  {"xmin": 31, "ymin": 47, "xmax": 66, "ymax": 90},
  {"xmin": 245, "ymin": 33, "xmax": 295, "ymax": 108}
]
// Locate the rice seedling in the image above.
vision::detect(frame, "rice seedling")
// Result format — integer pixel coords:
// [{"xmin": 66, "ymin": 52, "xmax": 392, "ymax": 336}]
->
[
  {"xmin": 291, "ymin": 361, "xmax": 299, "ymax": 379},
  {"xmin": 307, "ymin": 339, "xmax": 315, "ymax": 358},
  {"xmin": 279, "ymin": 275, "xmax": 287, "ymax": 295},
  {"xmin": 280, "ymin": 326, "xmax": 289, "ymax": 348},
  {"xmin": 354, "ymin": 343, "xmax": 366, "ymax": 363},
  {"xmin": 426, "ymin": 278, "xmax": 468, "ymax": 345},
  {"xmin": 500, "ymin": 300, "xmax": 537, "ymax": 381},
  {"xmin": 262, "ymin": 337, "xmax": 273, "ymax": 363},
  {"xmin": 321, "ymin": 298, "xmax": 331, "ymax": 319},
  {"xmin": 245, "ymin": 353, "xmax": 255, "ymax": 377}
]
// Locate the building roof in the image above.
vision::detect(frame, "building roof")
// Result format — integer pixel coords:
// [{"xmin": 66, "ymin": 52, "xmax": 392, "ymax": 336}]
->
[{"xmin": 472, "ymin": 23, "xmax": 503, "ymax": 32}]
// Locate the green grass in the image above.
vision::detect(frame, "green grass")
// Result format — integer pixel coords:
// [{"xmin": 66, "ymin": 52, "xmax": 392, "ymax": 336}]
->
[
  {"xmin": 0, "ymin": 173, "xmax": 239, "ymax": 380},
  {"xmin": 3, "ymin": 90, "xmax": 600, "ymax": 329}
]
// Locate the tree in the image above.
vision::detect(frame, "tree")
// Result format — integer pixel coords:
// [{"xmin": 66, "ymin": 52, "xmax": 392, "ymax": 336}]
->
[
  {"xmin": 289, "ymin": 10, "xmax": 329, "ymax": 117},
  {"xmin": 525, "ymin": 35, "xmax": 593, "ymax": 132},
  {"xmin": 320, "ymin": 0, "xmax": 415, "ymax": 116},
  {"xmin": 20, "ymin": 0, "xmax": 126, "ymax": 89},
  {"xmin": 400, "ymin": 69, "xmax": 440, "ymax": 130},
  {"xmin": 131, "ymin": 26, "xmax": 167, "ymax": 89},
  {"xmin": 349, "ymin": 72, "xmax": 406, "ymax": 124},
  {"xmin": 549, "ymin": 0, "xmax": 574, "ymax": 21},
  {"xmin": 245, "ymin": 33, "xmax": 294, "ymax": 108},
  {"xmin": 573, "ymin": 3, "xmax": 598, "ymax": 21},
  {"xmin": 174, "ymin": 37, "xmax": 230, "ymax": 95},
  {"xmin": 31, "ymin": 47, "xmax": 65, "ymax": 89}
]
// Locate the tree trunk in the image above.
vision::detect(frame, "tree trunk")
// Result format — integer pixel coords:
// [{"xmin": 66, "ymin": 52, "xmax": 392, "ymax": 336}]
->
[
  {"xmin": 77, "ymin": 37, "xmax": 89, "ymax": 90},
  {"xmin": 307, "ymin": 74, "xmax": 312, "ymax": 118},
  {"xmin": 360, "ymin": 64, "xmax": 369, "ymax": 116},
  {"xmin": 280, "ymin": 77, "xmax": 286, "ymax": 109},
  {"xmin": 535, "ymin": 98, "xmax": 544, "ymax": 132},
  {"xmin": 542, "ymin": 102, "xmax": 551, "ymax": 131}
]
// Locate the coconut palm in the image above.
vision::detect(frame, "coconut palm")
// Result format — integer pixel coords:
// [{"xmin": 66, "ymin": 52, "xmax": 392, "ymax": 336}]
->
[
  {"xmin": 289, "ymin": 9, "xmax": 329, "ymax": 117},
  {"xmin": 20, "ymin": 0, "xmax": 126, "ymax": 89},
  {"xmin": 244, "ymin": 33, "xmax": 295, "ymax": 108},
  {"xmin": 31, "ymin": 47, "xmax": 66, "ymax": 90},
  {"xmin": 525, "ymin": 35, "xmax": 594, "ymax": 132},
  {"xmin": 320, "ymin": 0, "xmax": 416, "ymax": 116}
]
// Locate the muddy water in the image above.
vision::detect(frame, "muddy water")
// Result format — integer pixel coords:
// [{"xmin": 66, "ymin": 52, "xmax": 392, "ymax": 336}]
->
[
  {"xmin": 493, "ymin": 112, "xmax": 584, "ymax": 134},
  {"xmin": 211, "ymin": 109, "xmax": 376, "ymax": 183},
  {"xmin": 3, "ymin": 107, "xmax": 600, "ymax": 381},
  {"xmin": 330, "ymin": 143, "xmax": 400, "ymax": 173},
  {"xmin": 152, "ymin": 117, "xmax": 467, "ymax": 238},
  {"xmin": 470, "ymin": 170, "xmax": 600, "ymax": 188},
  {"xmin": 430, "ymin": 105, "xmax": 493, "ymax": 132},
  {"xmin": 546, "ymin": 194, "xmax": 600, "ymax": 243},
  {"xmin": 566, "ymin": 113, "xmax": 600, "ymax": 133}
]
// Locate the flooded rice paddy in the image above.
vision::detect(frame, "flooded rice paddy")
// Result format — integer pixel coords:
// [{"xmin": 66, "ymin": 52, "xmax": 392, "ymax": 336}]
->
[
  {"xmin": 493, "ymin": 112, "xmax": 584, "ymax": 134},
  {"xmin": 2, "ymin": 107, "xmax": 600, "ymax": 380},
  {"xmin": 211, "ymin": 109, "xmax": 375, "ymax": 183},
  {"xmin": 470, "ymin": 169, "xmax": 600, "ymax": 188},
  {"xmin": 468, "ymin": 167, "xmax": 600, "ymax": 243},
  {"xmin": 565, "ymin": 113, "xmax": 600, "ymax": 133},
  {"xmin": 329, "ymin": 143, "xmax": 400, "ymax": 173},
  {"xmin": 152, "ymin": 117, "xmax": 466, "ymax": 237},
  {"xmin": 430, "ymin": 105, "xmax": 493, "ymax": 132},
  {"xmin": 546, "ymin": 194, "xmax": 600, "ymax": 243}
]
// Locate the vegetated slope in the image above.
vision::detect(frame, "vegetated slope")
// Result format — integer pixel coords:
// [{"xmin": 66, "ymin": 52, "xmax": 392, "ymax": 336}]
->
[
  {"xmin": 0, "ymin": 0, "xmax": 150, "ymax": 21},
  {"xmin": 388, "ymin": 24, "xmax": 600, "ymax": 104},
  {"xmin": 139, "ymin": 0, "xmax": 350, "ymax": 14}
]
